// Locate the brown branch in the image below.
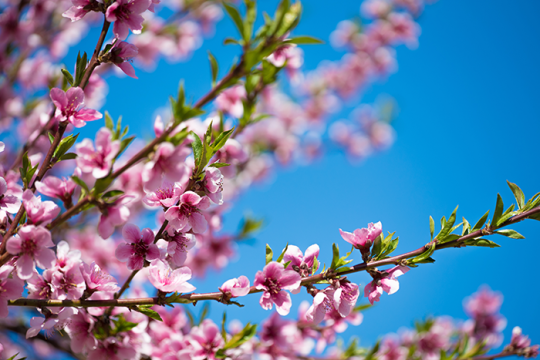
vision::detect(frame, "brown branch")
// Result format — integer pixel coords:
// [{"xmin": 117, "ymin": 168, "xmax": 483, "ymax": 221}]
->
[
  {"xmin": 79, "ymin": 19, "xmax": 110, "ymax": 88},
  {"xmin": 0, "ymin": 322, "xmax": 83, "ymax": 360},
  {"xmin": 8, "ymin": 205, "xmax": 540, "ymax": 309}
]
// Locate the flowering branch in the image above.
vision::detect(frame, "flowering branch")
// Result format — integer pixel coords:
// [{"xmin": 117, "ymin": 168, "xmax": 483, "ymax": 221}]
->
[{"xmin": 8, "ymin": 205, "xmax": 540, "ymax": 309}]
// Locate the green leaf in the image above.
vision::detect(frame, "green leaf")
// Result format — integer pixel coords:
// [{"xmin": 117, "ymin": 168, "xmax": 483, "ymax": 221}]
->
[
  {"xmin": 463, "ymin": 238, "xmax": 501, "ymax": 248},
  {"xmin": 71, "ymin": 176, "xmax": 89, "ymax": 192},
  {"xmin": 213, "ymin": 127, "xmax": 235, "ymax": 152},
  {"xmin": 208, "ymin": 51, "xmax": 219, "ymax": 85},
  {"xmin": 265, "ymin": 243, "xmax": 273, "ymax": 264},
  {"xmin": 507, "ymin": 180, "xmax": 525, "ymax": 209},
  {"xmin": 276, "ymin": 243, "xmax": 289, "ymax": 263},
  {"xmin": 48, "ymin": 132, "xmax": 54, "ymax": 144},
  {"xmin": 222, "ymin": 323, "xmax": 257, "ymax": 350},
  {"xmin": 59, "ymin": 152, "xmax": 77, "ymax": 161},
  {"xmin": 61, "ymin": 69, "xmax": 74, "ymax": 86},
  {"xmin": 92, "ymin": 177, "xmax": 113, "ymax": 195},
  {"xmin": 371, "ymin": 233, "xmax": 383, "ymax": 259},
  {"xmin": 238, "ymin": 214, "xmax": 264, "ymax": 239},
  {"xmin": 115, "ymin": 135, "xmax": 135, "ymax": 160},
  {"xmin": 412, "ymin": 243, "xmax": 436, "ymax": 263},
  {"xmin": 312, "ymin": 256, "xmax": 318, "ymax": 274},
  {"xmin": 166, "ymin": 292, "xmax": 194, "ymax": 304},
  {"xmin": 132, "ymin": 305, "xmax": 163, "ymax": 321},
  {"xmin": 462, "ymin": 217, "xmax": 471, "ymax": 235},
  {"xmin": 53, "ymin": 133, "xmax": 79, "ymax": 160},
  {"xmin": 223, "ymin": 37, "xmax": 241, "ymax": 46},
  {"xmin": 472, "ymin": 210, "xmax": 490, "ymax": 232},
  {"xmin": 105, "ymin": 111, "xmax": 114, "ymax": 130},
  {"xmin": 495, "ymin": 229, "xmax": 525, "ymax": 239},
  {"xmin": 330, "ymin": 243, "xmax": 340, "ymax": 270},
  {"xmin": 169, "ymin": 128, "xmax": 189, "ymax": 146},
  {"xmin": 223, "ymin": 2, "xmax": 245, "ymax": 38},
  {"xmin": 492, "ymin": 194, "xmax": 504, "ymax": 226},
  {"xmin": 208, "ymin": 162, "xmax": 230, "ymax": 168},
  {"xmin": 221, "ymin": 311, "xmax": 227, "ymax": 340},
  {"xmin": 102, "ymin": 190, "xmax": 124, "ymax": 199},
  {"xmin": 429, "ymin": 216, "xmax": 435, "ymax": 240},
  {"xmin": 284, "ymin": 36, "xmax": 324, "ymax": 45},
  {"xmin": 191, "ymin": 132, "xmax": 203, "ymax": 168},
  {"xmin": 437, "ymin": 206, "xmax": 458, "ymax": 242},
  {"xmin": 112, "ymin": 314, "xmax": 139, "ymax": 333},
  {"xmin": 198, "ymin": 302, "xmax": 210, "ymax": 325}
]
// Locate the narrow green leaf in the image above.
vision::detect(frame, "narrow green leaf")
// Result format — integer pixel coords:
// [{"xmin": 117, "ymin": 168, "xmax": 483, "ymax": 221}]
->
[
  {"xmin": 48, "ymin": 132, "xmax": 54, "ymax": 144},
  {"xmin": 208, "ymin": 162, "xmax": 230, "ymax": 168},
  {"xmin": 208, "ymin": 51, "xmax": 219, "ymax": 85},
  {"xmin": 495, "ymin": 229, "xmax": 525, "ymax": 239},
  {"xmin": 198, "ymin": 302, "xmax": 210, "ymax": 325},
  {"xmin": 223, "ymin": 3, "xmax": 245, "ymax": 38},
  {"xmin": 265, "ymin": 243, "xmax": 273, "ymax": 264},
  {"xmin": 330, "ymin": 243, "xmax": 340, "ymax": 269},
  {"xmin": 429, "ymin": 216, "xmax": 435, "ymax": 240},
  {"xmin": 371, "ymin": 233, "xmax": 383, "ymax": 259},
  {"xmin": 102, "ymin": 190, "xmax": 124, "ymax": 199},
  {"xmin": 492, "ymin": 194, "xmax": 504, "ymax": 226},
  {"xmin": 115, "ymin": 135, "xmax": 135, "ymax": 160},
  {"xmin": 59, "ymin": 152, "xmax": 77, "ymax": 161},
  {"xmin": 212, "ymin": 127, "xmax": 235, "ymax": 152},
  {"xmin": 191, "ymin": 132, "xmax": 203, "ymax": 168},
  {"xmin": 105, "ymin": 111, "xmax": 114, "ymax": 130},
  {"xmin": 223, "ymin": 37, "xmax": 241, "ymax": 45},
  {"xmin": 71, "ymin": 176, "xmax": 89, "ymax": 192},
  {"xmin": 437, "ymin": 206, "xmax": 458, "ymax": 241},
  {"xmin": 464, "ymin": 238, "xmax": 501, "ymax": 248},
  {"xmin": 284, "ymin": 36, "xmax": 324, "ymax": 45},
  {"xmin": 472, "ymin": 210, "xmax": 490, "ymax": 232},
  {"xmin": 221, "ymin": 311, "xmax": 227, "ymax": 340},
  {"xmin": 132, "ymin": 305, "xmax": 163, "ymax": 321},
  {"xmin": 507, "ymin": 180, "xmax": 525, "ymax": 209},
  {"xmin": 61, "ymin": 69, "xmax": 74, "ymax": 86},
  {"xmin": 276, "ymin": 243, "xmax": 289, "ymax": 262}
]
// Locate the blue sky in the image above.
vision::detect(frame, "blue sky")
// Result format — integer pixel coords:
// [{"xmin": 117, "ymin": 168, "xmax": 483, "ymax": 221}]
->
[{"xmin": 69, "ymin": 0, "xmax": 540, "ymax": 355}]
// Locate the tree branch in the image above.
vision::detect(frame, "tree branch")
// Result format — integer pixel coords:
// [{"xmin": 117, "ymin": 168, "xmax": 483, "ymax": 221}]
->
[{"xmin": 8, "ymin": 205, "xmax": 540, "ymax": 309}]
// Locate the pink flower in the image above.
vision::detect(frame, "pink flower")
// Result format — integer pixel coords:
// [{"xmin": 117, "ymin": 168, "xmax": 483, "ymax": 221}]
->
[
  {"xmin": 305, "ymin": 280, "xmax": 359, "ymax": 324},
  {"xmin": 364, "ymin": 265, "xmax": 409, "ymax": 304},
  {"xmin": 464, "ymin": 286, "xmax": 503, "ymax": 317},
  {"xmin": 215, "ymin": 85, "xmax": 246, "ymax": 118},
  {"xmin": 188, "ymin": 319, "xmax": 225, "ymax": 360},
  {"xmin": 27, "ymin": 307, "xmax": 78, "ymax": 339},
  {"xmin": 0, "ymin": 176, "xmax": 20, "ymax": 222},
  {"xmin": 87, "ymin": 337, "xmax": 137, "ymax": 360},
  {"xmin": 35, "ymin": 176, "xmax": 76, "ymax": 202},
  {"xmin": 80, "ymin": 261, "xmax": 120, "ymax": 293},
  {"xmin": 510, "ymin": 327, "xmax": 532, "ymax": 350},
  {"xmin": 282, "ymin": 244, "xmax": 319, "ymax": 276},
  {"xmin": 143, "ymin": 181, "xmax": 182, "ymax": 208},
  {"xmin": 65, "ymin": 310, "xmax": 98, "ymax": 353},
  {"xmin": 202, "ymin": 167, "xmax": 224, "ymax": 205},
  {"xmin": 27, "ymin": 270, "xmax": 54, "ymax": 299},
  {"xmin": 147, "ymin": 259, "xmax": 196, "ymax": 293},
  {"xmin": 49, "ymin": 87, "xmax": 102, "ymax": 128},
  {"xmin": 109, "ymin": 41, "xmax": 139, "ymax": 78},
  {"xmin": 142, "ymin": 142, "xmax": 189, "ymax": 191},
  {"xmin": 6, "ymin": 225, "xmax": 55, "ymax": 280},
  {"xmin": 165, "ymin": 231, "xmax": 196, "ymax": 266},
  {"xmin": 76, "ymin": 127, "xmax": 120, "ymax": 179},
  {"xmin": 97, "ymin": 195, "xmax": 132, "ymax": 239},
  {"xmin": 219, "ymin": 276, "xmax": 250, "ymax": 298},
  {"xmin": 164, "ymin": 192, "xmax": 211, "ymax": 234},
  {"xmin": 115, "ymin": 223, "xmax": 160, "ymax": 270},
  {"xmin": 0, "ymin": 265, "xmax": 24, "ymax": 318},
  {"xmin": 254, "ymin": 261, "xmax": 302, "ymax": 315},
  {"xmin": 22, "ymin": 189, "xmax": 60, "ymax": 226},
  {"xmin": 339, "ymin": 221, "xmax": 382, "ymax": 252},
  {"xmin": 105, "ymin": 0, "xmax": 152, "ymax": 40},
  {"xmin": 51, "ymin": 264, "xmax": 86, "ymax": 300},
  {"xmin": 54, "ymin": 241, "xmax": 81, "ymax": 271},
  {"xmin": 326, "ymin": 280, "xmax": 359, "ymax": 318},
  {"xmin": 63, "ymin": 0, "xmax": 93, "ymax": 22}
]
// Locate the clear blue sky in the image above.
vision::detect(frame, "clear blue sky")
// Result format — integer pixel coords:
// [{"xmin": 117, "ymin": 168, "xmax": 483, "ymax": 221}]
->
[{"xmin": 71, "ymin": 0, "xmax": 540, "ymax": 355}]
